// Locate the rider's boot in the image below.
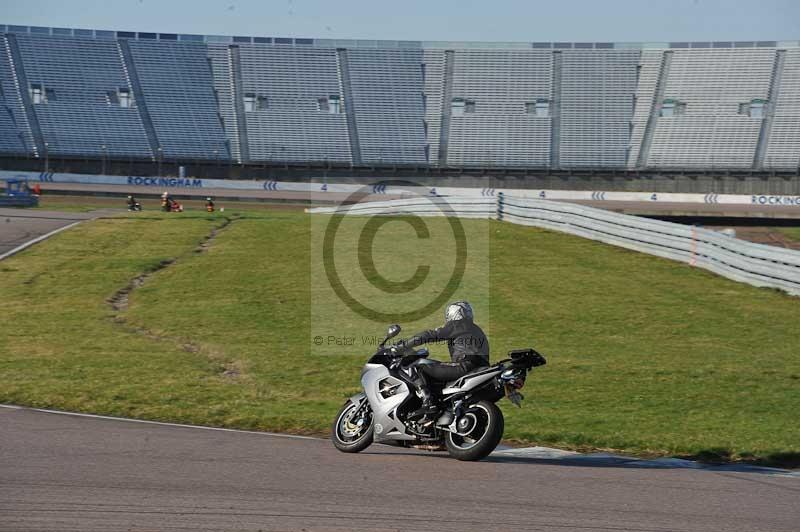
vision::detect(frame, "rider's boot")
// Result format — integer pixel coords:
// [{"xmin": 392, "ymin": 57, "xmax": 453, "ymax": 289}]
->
[{"xmin": 408, "ymin": 373, "xmax": 439, "ymax": 420}]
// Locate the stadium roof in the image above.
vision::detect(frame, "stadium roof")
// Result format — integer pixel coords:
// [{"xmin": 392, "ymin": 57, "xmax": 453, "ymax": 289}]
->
[{"xmin": 2, "ymin": 23, "xmax": 797, "ymax": 50}]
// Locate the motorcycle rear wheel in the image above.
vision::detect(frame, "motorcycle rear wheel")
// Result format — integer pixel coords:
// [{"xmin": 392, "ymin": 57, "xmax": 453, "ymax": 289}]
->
[
  {"xmin": 331, "ymin": 400, "xmax": 373, "ymax": 453},
  {"xmin": 444, "ymin": 400, "xmax": 504, "ymax": 461}
]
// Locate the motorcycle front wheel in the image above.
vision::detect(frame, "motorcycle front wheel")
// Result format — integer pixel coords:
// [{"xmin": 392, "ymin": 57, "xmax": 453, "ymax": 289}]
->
[
  {"xmin": 444, "ymin": 400, "xmax": 504, "ymax": 461},
  {"xmin": 331, "ymin": 400, "xmax": 374, "ymax": 453}
]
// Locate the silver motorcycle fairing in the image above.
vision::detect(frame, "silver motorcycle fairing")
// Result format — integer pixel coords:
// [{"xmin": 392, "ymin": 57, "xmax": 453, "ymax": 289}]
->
[
  {"xmin": 346, "ymin": 392, "xmax": 367, "ymax": 407},
  {"xmin": 441, "ymin": 367, "xmax": 503, "ymax": 395},
  {"xmin": 361, "ymin": 363, "xmax": 415, "ymax": 442}
]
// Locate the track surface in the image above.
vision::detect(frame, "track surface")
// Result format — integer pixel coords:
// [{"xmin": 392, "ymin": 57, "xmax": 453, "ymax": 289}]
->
[
  {"xmin": 0, "ymin": 208, "xmax": 98, "ymax": 256},
  {"xmin": 37, "ymin": 182, "xmax": 403, "ymax": 205},
  {"xmin": 1, "ymin": 408, "xmax": 797, "ymax": 532}
]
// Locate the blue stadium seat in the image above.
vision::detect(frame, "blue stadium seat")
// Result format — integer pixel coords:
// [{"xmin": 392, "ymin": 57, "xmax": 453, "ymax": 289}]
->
[
  {"xmin": 127, "ymin": 39, "xmax": 229, "ymax": 160},
  {"xmin": 0, "ymin": 26, "xmax": 798, "ymax": 171},
  {"xmin": 0, "ymin": 36, "xmax": 33, "ymax": 155},
  {"xmin": 13, "ymin": 34, "xmax": 152, "ymax": 159}
]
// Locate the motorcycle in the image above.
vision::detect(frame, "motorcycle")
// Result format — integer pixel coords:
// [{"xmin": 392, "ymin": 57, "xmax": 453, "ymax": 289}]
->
[{"xmin": 332, "ymin": 324, "xmax": 546, "ymax": 461}]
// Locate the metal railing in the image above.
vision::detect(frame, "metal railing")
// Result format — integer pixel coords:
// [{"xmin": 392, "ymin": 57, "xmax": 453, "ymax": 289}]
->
[{"xmin": 310, "ymin": 193, "xmax": 800, "ymax": 296}]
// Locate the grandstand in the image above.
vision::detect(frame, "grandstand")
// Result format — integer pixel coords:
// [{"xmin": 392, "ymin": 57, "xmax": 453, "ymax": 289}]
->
[{"xmin": 1, "ymin": 24, "xmax": 799, "ymax": 179}]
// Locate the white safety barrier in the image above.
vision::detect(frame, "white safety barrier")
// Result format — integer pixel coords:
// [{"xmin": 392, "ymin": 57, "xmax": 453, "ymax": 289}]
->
[
  {"xmin": 311, "ymin": 194, "xmax": 800, "ymax": 296},
  {"xmin": 311, "ymin": 196, "xmax": 497, "ymax": 218}
]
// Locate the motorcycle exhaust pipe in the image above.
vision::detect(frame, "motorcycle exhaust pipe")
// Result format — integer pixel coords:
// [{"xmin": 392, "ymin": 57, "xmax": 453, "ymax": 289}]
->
[
  {"xmin": 410, "ymin": 443, "xmax": 446, "ymax": 452},
  {"xmin": 436, "ymin": 411, "xmax": 454, "ymax": 427}
]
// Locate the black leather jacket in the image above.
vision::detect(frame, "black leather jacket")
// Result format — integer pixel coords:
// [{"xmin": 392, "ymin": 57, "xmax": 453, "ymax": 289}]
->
[{"xmin": 406, "ymin": 319, "xmax": 489, "ymax": 366}]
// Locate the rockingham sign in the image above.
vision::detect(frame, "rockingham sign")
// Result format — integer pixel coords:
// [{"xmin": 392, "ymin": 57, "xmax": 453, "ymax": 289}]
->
[
  {"xmin": 751, "ymin": 195, "xmax": 800, "ymax": 206},
  {"xmin": 126, "ymin": 176, "xmax": 204, "ymax": 188}
]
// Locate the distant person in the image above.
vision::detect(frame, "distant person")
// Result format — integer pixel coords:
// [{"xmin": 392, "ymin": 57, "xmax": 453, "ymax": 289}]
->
[
  {"xmin": 205, "ymin": 197, "xmax": 215, "ymax": 213},
  {"xmin": 127, "ymin": 195, "xmax": 141, "ymax": 212},
  {"xmin": 32, "ymin": 183, "xmax": 41, "ymax": 196},
  {"xmin": 161, "ymin": 192, "xmax": 171, "ymax": 212}
]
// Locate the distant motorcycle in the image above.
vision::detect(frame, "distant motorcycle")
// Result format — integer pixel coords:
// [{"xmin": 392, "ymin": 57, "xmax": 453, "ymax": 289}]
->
[
  {"xmin": 127, "ymin": 197, "xmax": 142, "ymax": 211},
  {"xmin": 332, "ymin": 324, "xmax": 546, "ymax": 461}
]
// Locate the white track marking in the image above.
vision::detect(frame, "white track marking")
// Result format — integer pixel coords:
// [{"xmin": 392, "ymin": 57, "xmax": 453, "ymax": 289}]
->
[
  {"xmin": 0, "ymin": 404, "xmax": 320, "ymax": 440},
  {"xmin": 0, "ymin": 221, "xmax": 81, "ymax": 261}
]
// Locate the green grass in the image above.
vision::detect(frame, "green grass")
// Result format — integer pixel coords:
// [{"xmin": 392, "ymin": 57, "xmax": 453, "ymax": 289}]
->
[
  {"xmin": 1, "ymin": 207, "xmax": 799, "ymax": 467},
  {"xmin": 32, "ymin": 194, "xmax": 307, "ymax": 213},
  {"xmin": 778, "ymin": 227, "xmax": 800, "ymax": 242}
]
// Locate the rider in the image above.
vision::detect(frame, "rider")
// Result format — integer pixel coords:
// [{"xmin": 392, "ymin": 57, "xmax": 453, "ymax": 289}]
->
[{"xmin": 398, "ymin": 301, "xmax": 489, "ymax": 420}]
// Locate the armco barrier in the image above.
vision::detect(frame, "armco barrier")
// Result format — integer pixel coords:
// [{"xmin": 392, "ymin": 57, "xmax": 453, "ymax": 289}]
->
[
  {"xmin": 310, "ymin": 194, "xmax": 800, "ymax": 296},
  {"xmin": 311, "ymin": 197, "xmax": 497, "ymax": 219}
]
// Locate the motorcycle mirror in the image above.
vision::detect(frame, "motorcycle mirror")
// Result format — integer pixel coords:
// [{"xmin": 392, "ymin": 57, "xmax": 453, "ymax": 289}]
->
[{"xmin": 380, "ymin": 324, "xmax": 401, "ymax": 346}]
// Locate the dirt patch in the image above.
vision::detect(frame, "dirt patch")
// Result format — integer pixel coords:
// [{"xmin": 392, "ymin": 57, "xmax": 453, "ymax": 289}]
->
[
  {"xmin": 107, "ymin": 259, "xmax": 175, "ymax": 311},
  {"xmin": 221, "ymin": 363, "xmax": 242, "ymax": 380},
  {"xmin": 23, "ymin": 271, "xmax": 44, "ymax": 285},
  {"xmin": 182, "ymin": 342, "xmax": 201, "ymax": 353},
  {"xmin": 107, "ymin": 218, "xmax": 232, "ymax": 311},
  {"xmin": 107, "ymin": 218, "xmax": 242, "ymax": 380},
  {"xmin": 194, "ymin": 218, "xmax": 231, "ymax": 253}
]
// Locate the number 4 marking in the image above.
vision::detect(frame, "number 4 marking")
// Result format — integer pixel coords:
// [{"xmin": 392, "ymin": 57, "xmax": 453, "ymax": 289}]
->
[{"xmin": 539, "ymin": 191, "xmax": 546, "ymax": 199}]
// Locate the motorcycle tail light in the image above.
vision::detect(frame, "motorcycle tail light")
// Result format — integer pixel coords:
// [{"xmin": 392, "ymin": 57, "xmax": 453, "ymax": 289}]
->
[{"xmin": 511, "ymin": 378, "xmax": 525, "ymax": 389}]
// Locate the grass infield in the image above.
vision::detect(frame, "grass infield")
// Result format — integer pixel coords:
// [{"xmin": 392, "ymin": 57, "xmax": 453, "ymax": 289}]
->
[{"xmin": 1, "ymin": 206, "xmax": 798, "ymax": 467}]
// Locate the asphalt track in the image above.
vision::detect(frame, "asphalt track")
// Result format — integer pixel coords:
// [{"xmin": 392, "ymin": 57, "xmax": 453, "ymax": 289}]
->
[
  {"xmin": 36, "ymin": 182, "xmax": 402, "ymax": 206},
  {"xmin": 0, "ymin": 208, "xmax": 99, "ymax": 257},
  {"xmin": 1, "ymin": 407, "xmax": 798, "ymax": 532}
]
